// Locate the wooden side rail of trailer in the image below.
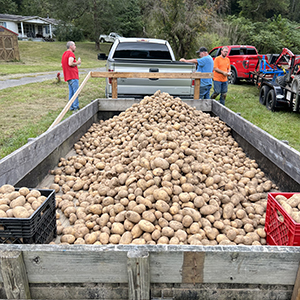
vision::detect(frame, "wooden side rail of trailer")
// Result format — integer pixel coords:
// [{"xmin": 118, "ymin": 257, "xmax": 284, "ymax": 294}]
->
[{"xmin": 0, "ymin": 244, "xmax": 300, "ymax": 300}]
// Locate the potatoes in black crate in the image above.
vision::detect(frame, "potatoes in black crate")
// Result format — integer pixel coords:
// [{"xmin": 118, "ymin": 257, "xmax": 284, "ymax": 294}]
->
[{"xmin": 0, "ymin": 184, "xmax": 56, "ymax": 244}]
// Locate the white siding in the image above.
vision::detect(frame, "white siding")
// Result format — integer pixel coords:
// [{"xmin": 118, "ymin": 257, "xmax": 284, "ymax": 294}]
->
[{"xmin": 4, "ymin": 21, "xmax": 18, "ymax": 34}]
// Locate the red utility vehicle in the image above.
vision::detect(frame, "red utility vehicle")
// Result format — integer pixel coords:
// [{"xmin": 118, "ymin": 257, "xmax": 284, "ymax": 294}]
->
[{"xmin": 209, "ymin": 45, "xmax": 261, "ymax": 84}]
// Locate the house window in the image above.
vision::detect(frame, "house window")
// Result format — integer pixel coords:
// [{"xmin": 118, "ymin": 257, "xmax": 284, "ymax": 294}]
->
[
  {"xmin": 44, "ymin": 25, "xmax": 50, "ymax": 34},
  {"xmin": 0, "ymin": 22, "xmax": 7, "ymax": 28},
  {"xmin": 18, "ymin": 23, "xmax": 22, "ymax": 34},
  {"xmin": 23, "ymin": 24, "xmax": 35, "ymax": 37}
]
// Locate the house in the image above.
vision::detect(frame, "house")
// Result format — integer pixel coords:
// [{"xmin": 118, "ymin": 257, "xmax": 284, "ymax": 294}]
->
[{"xmin": 0, "ymin": 14, "xmax": 57, "ymax": 40}]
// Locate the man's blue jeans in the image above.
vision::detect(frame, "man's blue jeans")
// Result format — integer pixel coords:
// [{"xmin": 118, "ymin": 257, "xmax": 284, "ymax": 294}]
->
[
  {"xmin": 211, "ymin": 81, "xmax": 228, "ymax": 105},
  {"xmin": 200, "ymin": 84, "xmax": 212, "ymax": 99},
  {"xmin": 68, "ymin": 79, "xmax": 79, "ymax": 110}
]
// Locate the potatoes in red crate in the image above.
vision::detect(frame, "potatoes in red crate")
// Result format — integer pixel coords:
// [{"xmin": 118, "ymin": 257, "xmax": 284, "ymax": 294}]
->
[{"xmin": 265, "ymin": 193, "xmax": 300, "ymax": 246}]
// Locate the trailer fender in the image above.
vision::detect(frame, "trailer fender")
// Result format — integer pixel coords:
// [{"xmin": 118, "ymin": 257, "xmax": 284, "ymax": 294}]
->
[{"xmin": 273, "ymin": 85, "xmax": 286, "ymax": 106}]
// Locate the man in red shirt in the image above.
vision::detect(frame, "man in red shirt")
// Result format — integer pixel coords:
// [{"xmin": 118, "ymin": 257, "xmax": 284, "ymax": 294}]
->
[{"xmin": 61, "ymin": 41, "xmax": 81, "ymax": 112}]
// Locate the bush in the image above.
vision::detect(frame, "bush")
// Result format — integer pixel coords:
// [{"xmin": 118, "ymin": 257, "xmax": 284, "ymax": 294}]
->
[{"xmin": 54, "ymin": 23, "xmax": 84, "ymax": 42}]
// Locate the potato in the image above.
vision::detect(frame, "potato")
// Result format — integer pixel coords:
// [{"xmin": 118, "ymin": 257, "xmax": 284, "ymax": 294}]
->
[
  {"xmin": 182, "ymin": 207, "xmax": 201, "ymax": 222},
  {"xmin": 153, "ymin": 188, "xmax": 170, "ymax": 202},
  {"xmin": 126, "ymin": 211, "xmax": 141, "ymax": 223},
  {"xmin": 287, "ymin": 194, "xmax": 300, "ymax": 208},
  {"xmin": 222, "ymin": 203, "xmax": 234, "ymax": 219},
  {"xmin": 85, "ymin": 232, "xmax": 98, "ymax": 244},
  {"xmin": 155, "ymin": 200, "xmax": 170, "ymax": 213},
  {"xmin": 120, "ymin": 232, "xmax": 133, "ymax": 244},
  {"xmin": 161, "ymin": 226, "xmax": 174, "ymax": 237},
  {"xmin": 12, "ymin": 206, "xmax": 30, "ymax": 218},
  {"xmin": 200, "ymin": 205, "xmax": 218, "ymax": 216},
  {"xmin": 61, "ymin": 234, "xmax": 76, "ymax": 244},
  {"xmin": 99, "ymin": 232, "xmax": 110, "ymax": 244},
  {"xmin": 0, "ymin": 204, "xmax": 10, "ymax": 212},
  {"xmin": 131, "ymin": 224, "xmax": 143, "ymax": 239},
  {"xmin": 0, "ymin": 184, "xmax": 14, "ymax": 194},
  {"xmin": 87, "ymin": 204, "xmax": 102, "ymax": 215},
  {"xmin": 182, "ymin": 215, "xmax": 193, "ymax": 228},
  {"xmin": 111, "ymin": 222, "xmax": 125, "ymax": 235},
  {"xmin": 18, "ymin": 187, "xmax": 30, "ymax": 196},
  {"xmin": 138, "ymin": 220, "xmax": 155, "ymax": 233},
  {"xmin": 0, "ymin": 210, "xmax": 7, "ymax": 218}
]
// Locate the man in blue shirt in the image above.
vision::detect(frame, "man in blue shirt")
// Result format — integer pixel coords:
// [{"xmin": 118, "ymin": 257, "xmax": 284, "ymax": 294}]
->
[{"xmin": 180, "ymin": 47, "xmax": 214, "ymax": 99}]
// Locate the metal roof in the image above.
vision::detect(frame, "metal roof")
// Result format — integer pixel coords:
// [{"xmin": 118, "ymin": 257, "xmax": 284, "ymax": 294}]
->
[{"xmin": 0, "ymin": 14, "xmax": 58, "ymax": 25}]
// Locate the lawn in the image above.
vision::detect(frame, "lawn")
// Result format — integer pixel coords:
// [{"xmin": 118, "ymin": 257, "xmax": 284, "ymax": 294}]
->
[{"xmin": 0, "ymin": 41, "xmax": 300, "ymax": 159}]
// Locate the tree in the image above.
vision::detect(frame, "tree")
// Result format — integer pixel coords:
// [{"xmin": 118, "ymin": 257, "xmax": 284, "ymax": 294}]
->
[
  {"xmin": 116, "ymin": 0, "xmax": 143, "ymax": 37},
  {"xmin": 20, "ymin": 0, "xmax": 52, "ymax": 17},
  {"xmin": 237, "ymin": 0, "xmax": 288, "ymax": 21},
  {"xmin": 0, "ymin": 0, "xmax": 18, "ymax": 14},
  {"xmin": 142, "ymin": 0, "xmax": 213, "ymax": 59}
]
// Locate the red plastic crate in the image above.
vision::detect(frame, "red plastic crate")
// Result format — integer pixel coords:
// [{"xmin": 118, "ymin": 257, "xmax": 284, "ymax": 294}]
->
[{"xmin": 265, "ymin": 192, "xmax": 300, "ymax": 246}]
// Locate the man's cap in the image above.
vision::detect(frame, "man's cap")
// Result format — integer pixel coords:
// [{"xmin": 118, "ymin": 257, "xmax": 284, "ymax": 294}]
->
[{"xmin": 196, "ymin": 47, "xmax": 208, "ymax": 53}]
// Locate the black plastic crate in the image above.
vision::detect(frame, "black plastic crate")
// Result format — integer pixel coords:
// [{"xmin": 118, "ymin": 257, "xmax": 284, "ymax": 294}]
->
[{"xmin": 0, "ymin": 189, "xmax": 57, "ymax": 244}]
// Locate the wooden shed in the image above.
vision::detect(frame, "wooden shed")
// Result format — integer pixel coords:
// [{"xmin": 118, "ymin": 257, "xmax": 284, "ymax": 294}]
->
[{"xmin": 0, "ymin": 26, "xmax": 20, "ymax": 61}]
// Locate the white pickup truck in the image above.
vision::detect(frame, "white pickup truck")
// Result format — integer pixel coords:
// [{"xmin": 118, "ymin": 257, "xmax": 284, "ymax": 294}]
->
[
  {"xmin": 99, "ymin": 32, "xmax": 122, "ymax": 43},
  {"xmin": 105, "ymin": 37, "xmax": 196, "ymax": 98}
]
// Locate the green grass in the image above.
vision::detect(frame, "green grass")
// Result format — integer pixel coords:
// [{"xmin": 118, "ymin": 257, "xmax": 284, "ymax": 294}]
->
[{"xmin": 1, "ymin": 41, "xmax": 300, "ymax": 159}]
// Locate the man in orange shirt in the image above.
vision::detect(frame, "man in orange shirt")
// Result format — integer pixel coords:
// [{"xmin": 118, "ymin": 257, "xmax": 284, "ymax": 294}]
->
[{"xmin": 211, "ymin": 46, "xmax": 231, "ymax": 105}]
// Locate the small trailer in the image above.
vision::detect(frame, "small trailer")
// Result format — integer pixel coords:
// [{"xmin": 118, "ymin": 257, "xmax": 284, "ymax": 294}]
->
[
  {"xmin": 251, "ymin": 48, "xmax": 300, "ymax": 112},
  {"xmin": 1, "ymin": 97, "xmax": 300, "ymax": 299},
  {"xmin": 250, "ymin": 48, "xmax": 300, "ymax": 112}
]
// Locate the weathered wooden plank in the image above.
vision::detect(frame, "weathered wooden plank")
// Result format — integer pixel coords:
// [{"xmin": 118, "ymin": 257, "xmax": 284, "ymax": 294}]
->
[
  {"xmin": 0, "ymin": 244, "xmax": 298, "ymax": 286},
  {"xmin": 182, "ymin": 252, "xmax": 204, "ymax": 284},
  {"xmin": 291, "ymin": 262, "xmax": 300, "ymax": 300},
  {"xmin": 111, "ymin": 78, "xmax": 118, "ymax": 99},
  {"xmin": 0, "ymin": 250, "xmax": 31, "ymax": 299},
  {"xmin": 91, "ymin": 71, "xmax": 213, "ymax": 79},
  {"xmin": 127, "ymin": 250, "xmax": 150, "ymax": 300},
  {"xmin": 149, "ymin": 252, "xmax": 183, "ymax": 283},
  {"xmin": 194, "ymin": 78, "xmax": 200, "ymax": 99},
  {"xmin": 23, "ymin": 250, "xmax": 129, "ymax": 283},
  {"xmin": 203, "ymin": 250, "xmax": 299, "ymax": 285}
]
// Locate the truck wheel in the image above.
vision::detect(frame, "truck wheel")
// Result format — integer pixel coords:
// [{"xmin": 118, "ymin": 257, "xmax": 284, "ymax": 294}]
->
[
  {"xmin": 259, "ymin": 85, "xmax": 270, "ymax": 105},
  {"xmin": 266, "ymin": 89, "xmax": 277, "ymax": 111},
  {"xmin": 291, "ymin": 76, "xmax": 300, "ymax": 112},
  {"xmin": 100, "ymin": 38, "xmax": 104, "ymax": 43},
  {"xmin": 228, "ymin": 69, "xmax": 238, "ymax": 84}
]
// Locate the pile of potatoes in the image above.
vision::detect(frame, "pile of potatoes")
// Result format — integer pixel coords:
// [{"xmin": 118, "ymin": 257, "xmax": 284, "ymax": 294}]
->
[
  {"xmin": 49, "ymin": 91, "xmax": 279, "ymax": 245},
  {"xmin": 0, "ymin": 185, "xmax": 46, "ymax": 218}
]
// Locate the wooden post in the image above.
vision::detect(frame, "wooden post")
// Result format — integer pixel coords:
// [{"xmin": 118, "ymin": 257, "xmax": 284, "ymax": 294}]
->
[
  {"xmin": 111, "ymin": 78, "xmax": 118, "ymax": 99},
  {"xmin": 291, "ymin": 262, "xmax": 300, "ymax": 300},
  {"xmin": 0, "ymin": 250, "xmax": 31, "ymax": 299},
  {"xmin": 194, "ymin": 78, "xmax": 200, "ymax": 100},
  {"xmin": 127, "ymin": 250, "xmax": 150, "ymax": 300}
]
